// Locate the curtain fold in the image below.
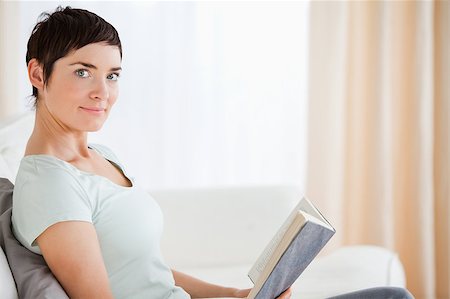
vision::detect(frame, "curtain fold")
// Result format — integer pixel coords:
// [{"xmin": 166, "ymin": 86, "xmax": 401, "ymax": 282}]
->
[
  {"xmin": 0, "ymin": 2, "xmax": 22, "ymax": 121},
  {"xmin": 306, "ymin": 1, "xmax": 449, "ymax": 298},
  {"xmin": 433, "ymin": 2, "xmax": 449, "ymax": 298}
]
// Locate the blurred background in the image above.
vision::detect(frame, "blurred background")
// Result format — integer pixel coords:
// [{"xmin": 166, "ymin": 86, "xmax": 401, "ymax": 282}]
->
[{"xmin": 0, "ymin": 1, "xmax": 448, "ymax": 298}]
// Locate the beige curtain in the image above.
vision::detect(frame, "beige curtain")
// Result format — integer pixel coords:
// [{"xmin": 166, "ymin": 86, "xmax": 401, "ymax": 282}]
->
[
  {"xmin": 0, "ymin": 2, "xmax": 22, "ymax": 121},
  {"xmin": 306, "ymin": 1, "xmax": 448, "ymax": 299}
]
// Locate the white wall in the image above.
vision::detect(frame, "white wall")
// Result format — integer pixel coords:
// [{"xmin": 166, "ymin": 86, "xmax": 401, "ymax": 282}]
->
[{"xmin": 16, "ymin": 2, "xmax": 309, "ymax": 191}]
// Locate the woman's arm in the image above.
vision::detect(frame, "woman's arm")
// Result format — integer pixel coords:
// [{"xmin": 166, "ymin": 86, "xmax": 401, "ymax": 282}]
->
[
  {"xmin": 36, "ymin": 221, "xmax": 113, "ymax": 299},
  {"xmin": 172, "ymin": 269, "xmax": 250, "ymax": 298},
  {"xmin": 172, "ymin": 270, "xmax": 292, "ymax": 299}
]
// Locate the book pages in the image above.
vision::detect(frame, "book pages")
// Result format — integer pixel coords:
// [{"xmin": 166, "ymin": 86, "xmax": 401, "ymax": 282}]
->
[{"xmin": 248, "ymin": 205, "xmax": 302, "ymax": 283}]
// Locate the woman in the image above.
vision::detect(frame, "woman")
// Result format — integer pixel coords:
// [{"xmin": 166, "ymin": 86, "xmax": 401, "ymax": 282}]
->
[
  {"xmin": 11, "ymin": 6, "xmax": 285, "ymax": 299},
  {"xmin": 11, "ymin": 6, "xmax": 413, "ymax": 299}
]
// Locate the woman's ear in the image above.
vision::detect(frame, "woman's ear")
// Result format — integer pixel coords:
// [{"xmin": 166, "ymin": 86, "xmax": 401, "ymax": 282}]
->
[{"xmin": 28, "ymin": 58, "xmax": 45, "ymax": 91}]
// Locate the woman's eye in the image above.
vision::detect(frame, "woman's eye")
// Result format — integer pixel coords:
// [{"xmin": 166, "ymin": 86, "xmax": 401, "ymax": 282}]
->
[
  {"xmin": 107, "ymin": 73, "xmax": 120, "ymax": 81},
  {"xmin": 75, "ymin": 69, "xmax": 89, "ymax": 78}
]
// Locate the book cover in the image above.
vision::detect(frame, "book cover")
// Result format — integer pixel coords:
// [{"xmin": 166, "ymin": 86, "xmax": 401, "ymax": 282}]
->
[
  {"xmin": 247, "ymin": 197, "xmax": 335, "ymax": 299},
  {"xmin": 254, "ymin": 221, "xmax": 335, "ymax": 299}
]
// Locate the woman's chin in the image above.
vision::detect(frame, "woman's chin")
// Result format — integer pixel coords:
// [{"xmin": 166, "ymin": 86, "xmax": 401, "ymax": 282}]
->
[
  {"xmin": 87, "ymin": 125, "xmax": 105, "ymax": 132},
  {"xmin": 82, "ymin": 121, "xmax": 107, "ymax": 132}
]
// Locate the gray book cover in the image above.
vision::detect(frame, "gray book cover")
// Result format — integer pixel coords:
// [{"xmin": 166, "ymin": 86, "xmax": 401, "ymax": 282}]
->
[{"xmin": 254, "ymin": 221, "xmax": 335, "ymax": 299}]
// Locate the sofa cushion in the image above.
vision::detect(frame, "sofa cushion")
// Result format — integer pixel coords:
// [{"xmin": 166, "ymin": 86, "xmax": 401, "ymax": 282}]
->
[{"xmin": 0, "ymin": 178, "xmax": 69, "ymax": 299}]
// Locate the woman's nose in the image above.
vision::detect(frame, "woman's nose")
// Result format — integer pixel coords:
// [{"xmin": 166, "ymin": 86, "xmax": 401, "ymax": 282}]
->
[{"xmin": 90, "ymin": 78, "xmax": 109, "ymax": 101}]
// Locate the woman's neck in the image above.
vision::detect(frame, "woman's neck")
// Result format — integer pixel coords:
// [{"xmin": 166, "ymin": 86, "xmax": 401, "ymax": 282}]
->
[{"xmin": 25, "ymin": 110, "xmax": 91, "ymax": 162}]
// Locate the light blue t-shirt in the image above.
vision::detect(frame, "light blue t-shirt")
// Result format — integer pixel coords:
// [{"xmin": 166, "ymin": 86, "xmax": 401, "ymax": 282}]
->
[{"xmin": 12, "ymin": 144, "xmax": 190, "ymax": 299}]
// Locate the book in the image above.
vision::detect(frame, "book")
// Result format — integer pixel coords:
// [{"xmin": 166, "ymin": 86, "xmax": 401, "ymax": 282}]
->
[{"xmin": 247, "ymin": 197, "xmax": 335, "ymax": 299}]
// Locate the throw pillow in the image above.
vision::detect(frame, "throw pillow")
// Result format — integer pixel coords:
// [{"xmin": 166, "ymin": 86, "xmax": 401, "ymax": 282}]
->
[{"xmin": 0, "ymin": 178, "xmax": 69, "ymax": 299}]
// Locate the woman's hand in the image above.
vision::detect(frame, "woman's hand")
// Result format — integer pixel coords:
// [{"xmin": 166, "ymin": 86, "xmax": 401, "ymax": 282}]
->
[
  {"xmin": 171, "ymin": 269, "xmax": 292, "ymax": 299},
  {"xmin": 233, "ymin": 288, "xmax": 251, "ymax": 298},
  {"xmin": 232, "ymin": 287, "xmax": 292, "ymax": 298},
  {"xmin": 276, "ymin": 287, "xmax": 292, "ymax": 299}
]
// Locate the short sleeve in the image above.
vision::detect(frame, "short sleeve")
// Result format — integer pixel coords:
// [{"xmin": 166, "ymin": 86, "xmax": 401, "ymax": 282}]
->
[{"xmin": 12, "ymin": 166, "xmax": 93, "ymax": 254}]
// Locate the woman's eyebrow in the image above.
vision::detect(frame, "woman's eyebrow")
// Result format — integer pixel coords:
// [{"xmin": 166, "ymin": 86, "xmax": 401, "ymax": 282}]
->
[{"xmin": 69, "ymin": 61, "xmax": 122, "ymax": 71}]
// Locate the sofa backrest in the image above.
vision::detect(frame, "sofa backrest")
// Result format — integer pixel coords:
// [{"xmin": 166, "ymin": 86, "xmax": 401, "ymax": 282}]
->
[
  {"xmin": 0, "ymin": 112, "xmax": 34, "ymax": 183},
  {"xmin": 151, "ymin": 186, "xmax": 301, "ymax": 269}
]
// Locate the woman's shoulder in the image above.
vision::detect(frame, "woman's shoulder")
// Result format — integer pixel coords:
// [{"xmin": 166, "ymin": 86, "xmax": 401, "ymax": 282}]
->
[
  {"xmin": 13, "ymin": 155, "xmax": 91, "ymax": 208},
  {"xmin": 19, "ymin": 154, "xmax": 75, "ymax": 175},
  {"xmin": 16, "ymin": 154, "xmax": 83, "ymax": 189}
]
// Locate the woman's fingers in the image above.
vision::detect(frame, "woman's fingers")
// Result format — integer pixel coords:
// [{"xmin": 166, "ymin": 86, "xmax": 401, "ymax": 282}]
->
[
  {"xmin": 277, "ymin": 287, "xmax": 292, "ymax": 299},
  {"xmin": 234, "ymin": 288, "xmax": 252, "ymax": 298}
]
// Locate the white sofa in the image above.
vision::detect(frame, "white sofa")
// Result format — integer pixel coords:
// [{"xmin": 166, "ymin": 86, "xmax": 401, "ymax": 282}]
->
[{"xmin": 0, "ymin": 112, "xmax": 407, "ymax": 298}]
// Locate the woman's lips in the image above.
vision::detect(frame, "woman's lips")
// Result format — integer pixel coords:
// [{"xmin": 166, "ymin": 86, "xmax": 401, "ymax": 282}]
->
[{"xmin": 80, "ymin": 107, "xmax": 106, "ymax": 114}]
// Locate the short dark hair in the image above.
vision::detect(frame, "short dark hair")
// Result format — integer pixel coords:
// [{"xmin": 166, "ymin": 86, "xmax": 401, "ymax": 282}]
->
[{"xmin": 26, "ymin": 6, "xmax": 122, "ymax": 104}]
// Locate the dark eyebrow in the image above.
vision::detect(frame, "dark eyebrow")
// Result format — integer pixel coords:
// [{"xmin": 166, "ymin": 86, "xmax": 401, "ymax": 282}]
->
[{"xmin": 69, "ymin": 62, "xmax": 122, "ymax": 72}]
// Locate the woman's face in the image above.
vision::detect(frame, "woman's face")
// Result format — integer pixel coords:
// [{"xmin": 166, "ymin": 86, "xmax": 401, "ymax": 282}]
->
[{"xmin": 39, "ymin": 42, "xmax": 122, "ymax": 132}]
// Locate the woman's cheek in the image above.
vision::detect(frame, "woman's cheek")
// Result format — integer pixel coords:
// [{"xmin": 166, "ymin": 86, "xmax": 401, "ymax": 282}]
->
[
  {"xmin": 109, "ymin": 86, "xmax": 119, "ymax": 105},
  {"xmin": 69, "ymin": 78, "xmax": 90, "ymax": 94}
]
